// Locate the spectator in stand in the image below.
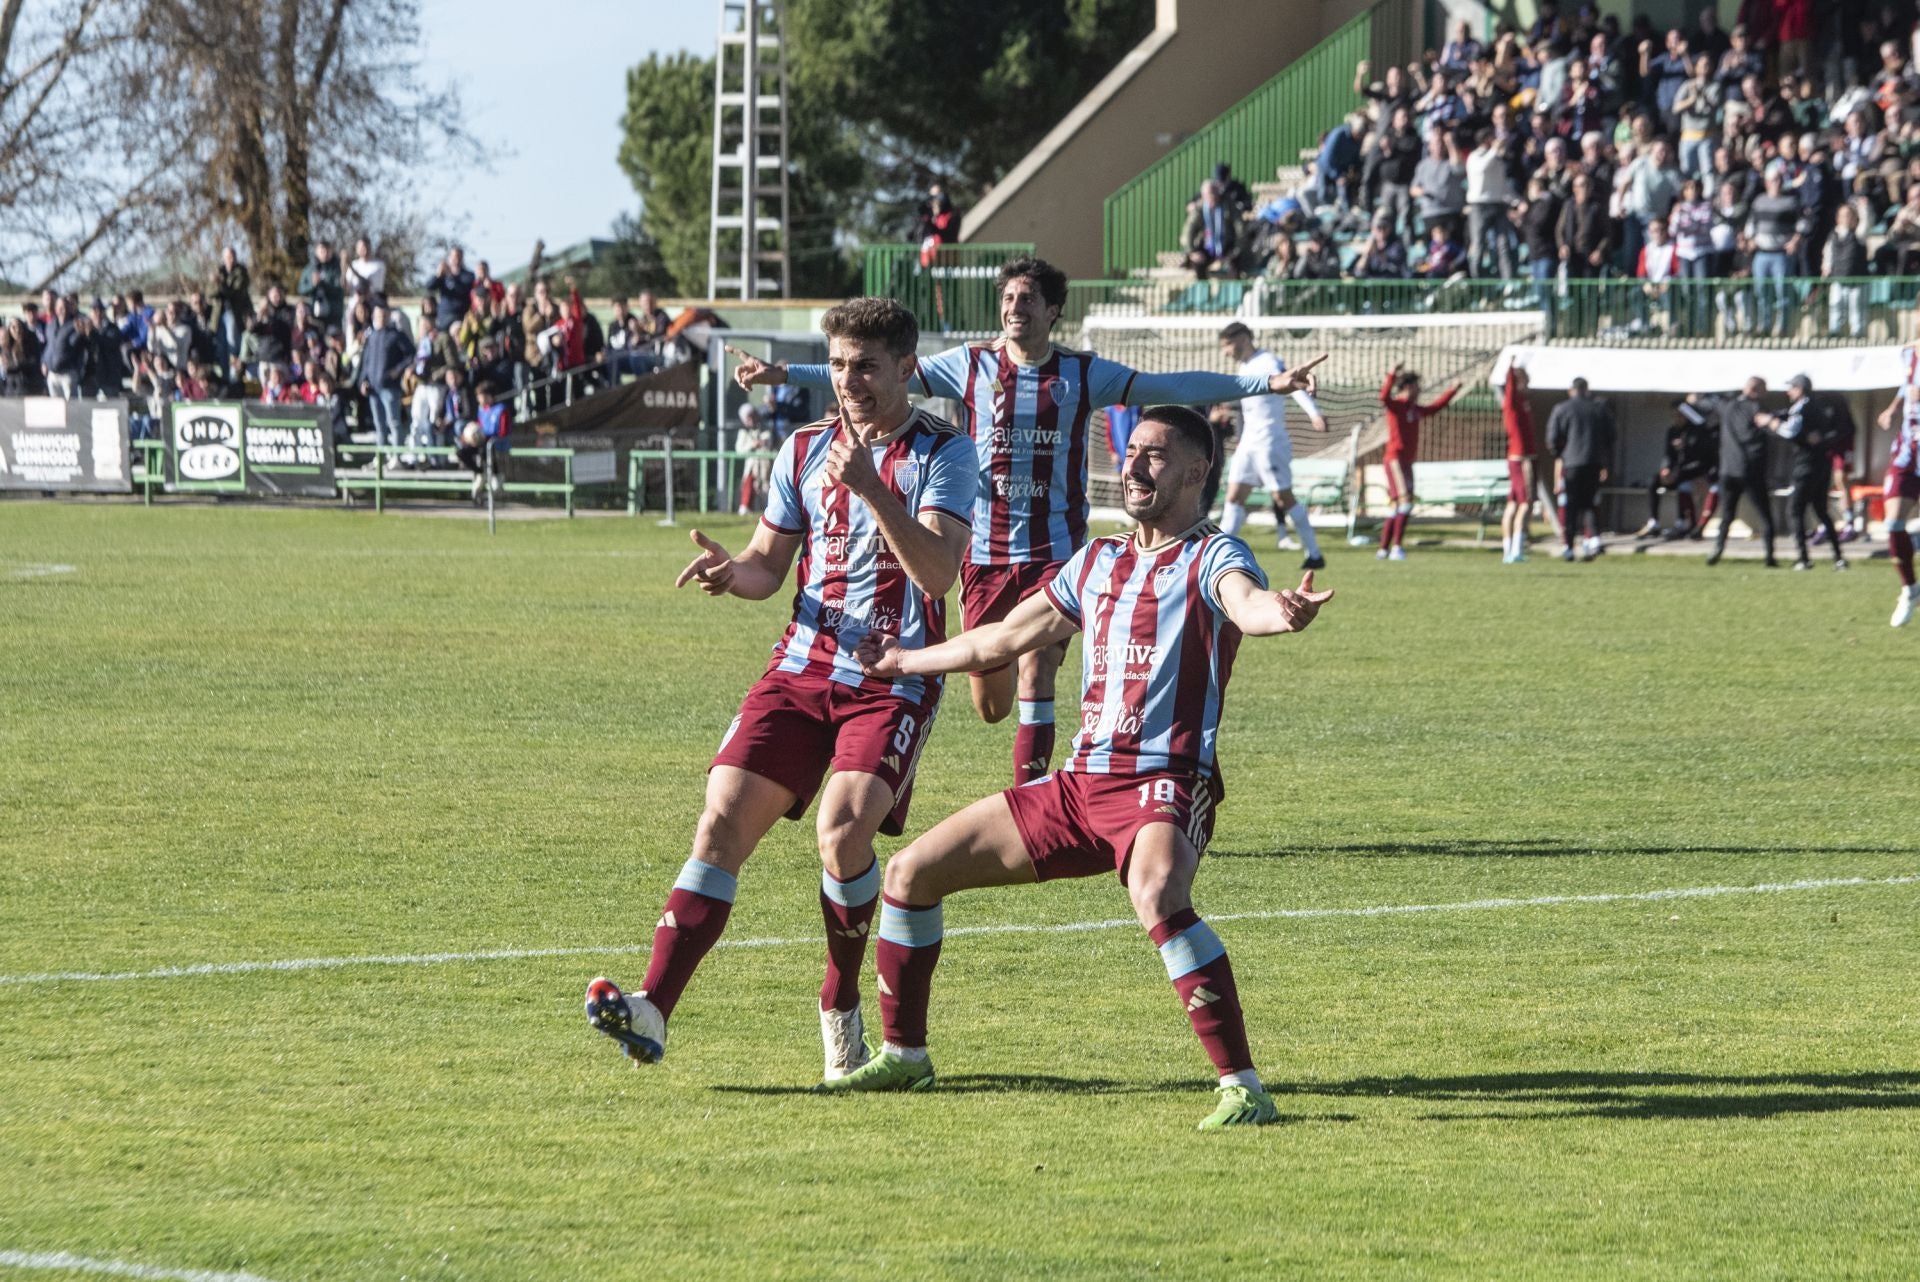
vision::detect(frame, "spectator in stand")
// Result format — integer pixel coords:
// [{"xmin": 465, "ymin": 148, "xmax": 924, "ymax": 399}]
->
[
  {"xmin": 245, "ymin": 294, "xmax": 292, "ymax": 377},
  {"xmin": 42, "ymin": 297, "xmax": 84, "ymax": 399},
  {"xmin": 426, "ymin": 246, "xmax": 476, "ymax": 332},
  {"xmin": 119, "ymin": 289, "xmax": 154, "ymax": 356},
  {"xmin": 357, "ymin": 303, "xmax": 410, "ymax": 456},
  {"xmin": 1824, "ymin": 203, "xmax": 1868, "ymax": 337},
  {"xmin": 1621, "ymin": 137, "xmax": 1683, "ymax": 271},
  {"xmin": 212, "ymin": 247, "xmax": 251, "ymax": 373},
  {"xmin": 1314, "ymin": 113, "xmax": 1368, "ymax": 211},
  {"xmin": 440, "ymin": 364, "xmax": 476, "ymax": 453},
  {"xmin": 1745, "ymin": 161, "xmax": 1802, "ymax": 336},
  {"xmin": 1519, "ymin": 173, "xmax": 1563, "ymax": 279},
  {"xmin": 177, "ymin": 357, "xmax": 210, "ymax": 402},
  {"xmin": 1880, "ymin": 181, "xmax": 1920, "ymax": 274},
  {"xmin": 1797, "ymin": 132, "xmax": 1840, "ymax": 274},
  {"xmin": 347, "ymin": 236, "xmax": 386, "ymax": 301},
  {"xmin": 634, "ymin": 289, "xmax": 671, "ymax": 342},
  {"xmin": 1354, "ymin": 58, "xmax": 1415, "ymax": 123},
  {"xmin": 1535, "ymin": 135, "xmax": 1574, "ymax": 197},
  {"xmin": 1366, "ymin": 104, "xmax": 1421, "ymax": 238},
  {"xmin": 1411, "ymin": 128, "xmax": 1465, "ymax": 239},
  {"xmin": 1439, "ymin": 19, "xmax": 1483, "ymax": 75},
  {"xmin": 1586, "ymin": 30, "xmax": 1624, "ymax": 113},
  {"xmin": 1352, "ymin": 213, "xmax": 1410, "ymax": 278},
  {"xmin": 1674, "ymin": 54, "xmax": 1723, "ymax": 178},
  {"xmin": 1640, "ymin": 29, "xmax": 1692, "ymax": 133},
  {"xmin": 408, "ymin": 308, "xmax": 461, "ymax": 464},
  {"xmin": 471, "ymin": 260, "xmax": 506, "ymax": 310},
  {"xmin": 1554, "ymin": 58, "xmax": 1606, "ymax": 141},
  {"xmin": 1183, "ymin": 179, "xmax": 1240, "ymax": 277},
  {"xmin": 299, "ymin": 240, "xmax": 344, "ymax": 330},
  {"xmin": 1416, "ymin": 221, "xmax": 1465, "ymax": 277},
  {"xmin": 1464, "ymin": 127, "xmax": 1518, "ymax": 277},
  {"xmin": 86, "ymin": 299, "xmax": 126, "ymax": 396},
  {"xmin": 1557, "ymin": 170, "xmax": 1615, "ymax": 276},
  {"xmin": 1775, "ymin": 0, "xmax": 1813, "ymax": 82},
  {"xmin": 314, "ymin": 369, "xmax": 349, "ymax": 445},
  {"xmin": 1635, "ymin": 216, "xmax": 1681, "ymax": 329},
  {"xmin": 1295, "ymin": 227, "xmax": 1344, "ymax": 279},
  {"xmin": 913, "ymin": 182, "xmax": 964, "ymax": 257},
  {"xmin": 1, "ymin": 316, "xmax": 44, "ymax": 395},
  {"xmin": 152, "ymin": 300, "xmax": 195, "ymax": 377}
]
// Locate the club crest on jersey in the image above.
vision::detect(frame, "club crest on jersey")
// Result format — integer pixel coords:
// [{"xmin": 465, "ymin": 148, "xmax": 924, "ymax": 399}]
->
[
  {"xmin": 1042, "ymin": 376, "xmax": 1068, "ymax": 402},
  {"xmin": 893, "ymin": 459, "xmax": 919, "ymax": 492},
  {"xmin": 1153, "ymin": 564, "xmax": 1180, "ymax": 591}
]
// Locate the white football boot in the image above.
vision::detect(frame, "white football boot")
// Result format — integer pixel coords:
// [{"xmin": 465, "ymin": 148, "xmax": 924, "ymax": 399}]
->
[
  {"xmin": 820, "ymin": 1002, "xmax": 871, "ymax": 1081},
  {"xmin": 1894, "ymin": 585, "xmax": 1916, "ymax": 628}
]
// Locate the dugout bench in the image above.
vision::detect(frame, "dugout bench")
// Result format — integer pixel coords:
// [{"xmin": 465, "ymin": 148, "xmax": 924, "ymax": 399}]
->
[{"xmin": 1362, "ymin": 458, "xmax": 1511, "ymax": 544}]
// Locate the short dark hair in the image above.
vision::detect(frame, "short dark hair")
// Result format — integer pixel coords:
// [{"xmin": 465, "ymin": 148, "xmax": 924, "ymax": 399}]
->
[
  {"xmin": 1138, "ymin": 404, "xmax": 1214, "ymax": 466},
  {"xmin": 820, "ymin": 296, "xmax": 919, "ymax": 357},
  {"xmin": 1217, "ymin": 321, "xmax": 1253, "ymax": 343},
  {"xmin": 994, "ymin": 255, "xmax": 1067, "ymax": 310},
  {"xmin": 1571, "ymin": 376, "xmax": 1590, "ymax": 394}
]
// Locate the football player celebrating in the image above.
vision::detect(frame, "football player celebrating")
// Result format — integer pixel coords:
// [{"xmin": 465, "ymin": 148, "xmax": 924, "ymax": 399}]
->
[
  {"xmin": 585, "ymin": 298, "xmax": 977, "ymax": 1081},
  {"xmin": 835, "ymin": 404, "xmax": 1335, "ymax": 1130},
  {"xmin": 733, "ymin": 256, "xmax": 1324, "ymax": 787},
  {"xmin": 1874, "ymin": 345, "xmax": 1920, "ymax": 626},
  {"xmin": 1376, "ymin": 363, "xmax": 1461, "ymax": 560}
]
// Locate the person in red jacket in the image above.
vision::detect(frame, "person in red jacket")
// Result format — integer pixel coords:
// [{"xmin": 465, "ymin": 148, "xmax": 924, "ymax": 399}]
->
[
  {"xmin": 1500, "ymin": 364, "xmax": 1538, "ymax": 562},
  {"xmin": 1377, "ymin": 362, "xmax": 1461, "ymax": 560}
]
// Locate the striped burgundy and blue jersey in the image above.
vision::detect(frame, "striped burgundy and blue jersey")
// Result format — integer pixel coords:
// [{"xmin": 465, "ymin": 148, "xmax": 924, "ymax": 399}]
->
[
  {"xmin": 1042, "ymin": 523, "xmax": 1266, "ymax": 782},
  {"xmin": 1896, "ymin": 346, "xmax": 1920, "ymax": 472},
  {"xmin": 786, "ymin": 344, "xmax": 1273, "ymax": 568},
  {"xmin": 761, "ymin": 407, "xmax": 977, "ymax": 702}
]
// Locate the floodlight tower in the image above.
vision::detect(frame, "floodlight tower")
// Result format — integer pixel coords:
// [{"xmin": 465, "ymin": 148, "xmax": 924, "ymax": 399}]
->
[{"xmin": 707, "ymin": 0, "xmax": 793, "ymax": 300}]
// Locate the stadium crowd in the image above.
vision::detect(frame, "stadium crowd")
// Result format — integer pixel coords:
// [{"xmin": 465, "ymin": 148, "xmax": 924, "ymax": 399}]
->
[
  {"xmin": 0, "ymin": 241, "xmax": 684, "ymax": 468},
  {"xmin": 1185, "ymin": 2, "xmax": 1920, "ymax": 336}
]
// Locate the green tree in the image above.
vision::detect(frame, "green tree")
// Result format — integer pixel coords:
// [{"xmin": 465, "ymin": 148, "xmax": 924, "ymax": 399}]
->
[{"xmin": 619, "ymin": 0, "xmax": 1150, "ymax": 297}]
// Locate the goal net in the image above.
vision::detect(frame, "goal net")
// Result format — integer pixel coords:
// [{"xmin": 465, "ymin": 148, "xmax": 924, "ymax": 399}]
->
[{"xmin": 1071, "ymin": 310, "xmax": 1545, "ymax": 512}]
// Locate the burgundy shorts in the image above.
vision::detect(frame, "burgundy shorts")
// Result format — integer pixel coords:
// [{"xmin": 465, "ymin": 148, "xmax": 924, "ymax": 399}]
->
[
  {"xmin": 1003, "ymin": 769, "xmax": 1217, "ymax": 885},
  {"xmin": 1384, "ymin": 454, "xmax": 1413, "ymax": 501},
  {"xmin": 1885, "ymin": 465, "xmax": 1920, "ymax": 502},
  {"xmin": 712, "ymin": 671, "xmax": 938, "ymax": 837},
  {"xmin": 1507, "ymin": 458, "xmax": 1531, "ymax": 504},
  {"xmin": 959, "ymin": 560, "xmax": 1063, "ymax": 676}
]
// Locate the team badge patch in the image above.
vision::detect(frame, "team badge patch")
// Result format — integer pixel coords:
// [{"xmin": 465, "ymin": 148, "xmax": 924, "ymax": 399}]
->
[
  {"xmin": 1154, "ymin": 564, "xmax": 1180, "ymax": 590},
  {"xmin": 1042, "ymin": 376, "xmax": 1068, "ymax": 403},
  {"xmin": 893, "ymin": 459, "xmax": 920, "ymax": 492}
]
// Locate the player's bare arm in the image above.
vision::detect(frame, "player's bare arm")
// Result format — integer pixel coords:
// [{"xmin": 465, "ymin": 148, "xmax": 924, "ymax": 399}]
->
[
  {"xmin": 825, "ymin": 432, "xmax": 969, "ymax": 597},
  {"xmin": 1878, "ymin": 394, "xmax": 1901, "ymax": 430},
  {"xmin": 673, "ymin": 524, "xmax": 800, "ymax": 600},
  {"xmin": 1215, "ymin": 568, "xmax": 1336, "ymax": 637},
  {"xmin": 858, "ymin": 589, "xmax": 1077, "ymax": 680},
  {"xmin": 727, "ymin": 345, "xmax": 788, "ymax": 389}
]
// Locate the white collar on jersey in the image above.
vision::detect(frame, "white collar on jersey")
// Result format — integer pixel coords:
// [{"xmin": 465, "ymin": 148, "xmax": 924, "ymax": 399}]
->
[
  {"xmin": 839, "ymin": 404, "xmax": 923, "ymax": 448},
  {"xmin": 1131, "ymin": 516, "xmax": 1212, "ymax": 555}
]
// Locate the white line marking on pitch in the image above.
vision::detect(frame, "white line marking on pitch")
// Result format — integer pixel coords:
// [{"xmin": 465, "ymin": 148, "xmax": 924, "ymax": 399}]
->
[
  {"xmin": 0, "ymin": 1249, "xmax": 281, "ymax": 1282},
  {"xmin": 5, "ymin": 563, "xmax": 76, "ymax": 579},
  {"xmin": 1, "ymin": 873, "xmax": 1913, "ymax": 989}
]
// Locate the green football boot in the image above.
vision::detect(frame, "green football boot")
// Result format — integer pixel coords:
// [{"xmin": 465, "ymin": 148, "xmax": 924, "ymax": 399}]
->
[
  {"xmin": 812, "ymin": 1049, "xmax": 935, "ymax": 1093},
  {"xmin": 1197, "ymin": 1083, "xmax": 1279, "ymax": 1130}
]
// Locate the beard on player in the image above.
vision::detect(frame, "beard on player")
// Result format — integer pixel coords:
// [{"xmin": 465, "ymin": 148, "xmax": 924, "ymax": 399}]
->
[{"xmin": 1120, "ymin": 410, "xmax": 1212, "ymax": 528}]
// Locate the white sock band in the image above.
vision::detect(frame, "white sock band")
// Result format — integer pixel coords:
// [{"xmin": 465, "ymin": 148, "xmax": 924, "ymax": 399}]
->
[
  {"xmin": 1221, "ymin": 501, "xmax": 1248, "ymax": 536},
  {"xmin": 1017, "ymin": 699, "xmax": 1054, "ymax": 726}
]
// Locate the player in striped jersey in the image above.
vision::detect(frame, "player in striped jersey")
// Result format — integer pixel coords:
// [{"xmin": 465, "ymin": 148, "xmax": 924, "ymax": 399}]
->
[
  {"xmin": 734, "ymin": 256, "xmax": 1324, "ymax": 788},
  {"xmin": 829, "ymin": 405, "xmax": 1336, "ymax": 1130},
  {"xmin": 1874, "ymin": 343, "xmax": 1920, "ymax": 626},
  {"xmin": 584, "ymin": 299, "xmax": 977, "ymax": 1082}
]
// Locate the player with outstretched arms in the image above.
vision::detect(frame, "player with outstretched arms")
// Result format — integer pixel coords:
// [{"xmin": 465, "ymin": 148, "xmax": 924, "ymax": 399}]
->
[
  {"xmin": 823, "ymin": 405, "xmax": 1336, "ymax": 1130},
  {"xmin": 733, "ymin": 256, "xmax": 1324, "ymax": 787},
  {"xmin": 1499, "ymin": 363, "xmax": 1536, "ymax": 563},
  {"xmin": 1874, "ymin": 344, "xmax": 1920, "ymax": 626},
  {"xmin": 584, "ymin": 298, "xmax": 977, "ymax": 1081},
  {"xmin": 1376, "ymin": 362, "xmax": 1461, "ymax": 560},
  {"xmin": 1213, "ymin": 321, "xmax": 1331, "ymax": 570}
]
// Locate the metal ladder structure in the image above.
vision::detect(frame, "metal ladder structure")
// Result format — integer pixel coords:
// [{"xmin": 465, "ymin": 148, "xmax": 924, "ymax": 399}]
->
[{"xmin": 707, "ymin": 0, "xmax": 792, "ymax": 299}]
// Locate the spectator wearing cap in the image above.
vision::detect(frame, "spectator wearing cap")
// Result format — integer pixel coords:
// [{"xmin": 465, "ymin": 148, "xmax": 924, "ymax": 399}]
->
[
  {"xmin": 1182, "ymin": 180, "xmax": 1240, "ymax": 278},
  {"xmin": 1294, "ymin": 227, "xmax": 1344, "ymax": 280},
  {"xmin": 1351, "ymin": 215, "xmax": 1410, "ymax": 278}
]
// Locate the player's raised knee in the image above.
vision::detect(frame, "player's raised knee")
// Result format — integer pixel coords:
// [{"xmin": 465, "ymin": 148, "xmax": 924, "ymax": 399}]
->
[{"xmin": 882, "ymin": 845, "xmax": 936, "ymax": 903}]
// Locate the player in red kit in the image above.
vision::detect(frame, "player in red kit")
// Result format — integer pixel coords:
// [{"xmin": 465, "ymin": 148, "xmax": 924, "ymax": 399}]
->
[
  {"xmin": 826, "ymin": 405, "xmax": 1336, "ymax": 1130},
  {"xmin": 1500, "ymin": 363, "xmax": 1538, "ymax": 563},
  {"xmin": 1376, "ymin": 362, "xmax": 1461, "ymax": 560}
]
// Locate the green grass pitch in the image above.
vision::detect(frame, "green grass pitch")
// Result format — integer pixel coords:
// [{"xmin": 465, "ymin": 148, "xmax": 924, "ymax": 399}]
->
[{"xmin": 3, "ymin": 502, "xmax": 1917, "ymax": 1281}]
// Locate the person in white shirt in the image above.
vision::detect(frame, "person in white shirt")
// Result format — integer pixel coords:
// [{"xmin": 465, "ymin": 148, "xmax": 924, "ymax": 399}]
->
[
  {"xmin": 347, "ymin": 236, "xmax": 387, "ymax": 302},
  {"xmin": 1214, "ymin": 322, "xmax": 1330, "ymax": 568},
  {"xmin": 1464, "ymin": 127, "xmax": 1517, "ymax": 278}
]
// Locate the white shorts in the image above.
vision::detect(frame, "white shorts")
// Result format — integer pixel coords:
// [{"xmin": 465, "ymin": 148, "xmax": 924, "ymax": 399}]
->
[{"xmin": 1227, "ymin": 435, "xmax": 1292, "ymax": 493}]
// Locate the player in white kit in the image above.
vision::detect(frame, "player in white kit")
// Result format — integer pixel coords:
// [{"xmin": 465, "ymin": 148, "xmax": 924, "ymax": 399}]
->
[{"xmin": 1214, "ymin": 322, "xmax": 1330, "ymax": 570}]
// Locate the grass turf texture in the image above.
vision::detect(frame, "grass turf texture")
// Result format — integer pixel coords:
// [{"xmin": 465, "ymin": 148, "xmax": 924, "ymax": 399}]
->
[{"xmin": 2, "ymin": 503, "xmax": 1918, "ymax": 1281}]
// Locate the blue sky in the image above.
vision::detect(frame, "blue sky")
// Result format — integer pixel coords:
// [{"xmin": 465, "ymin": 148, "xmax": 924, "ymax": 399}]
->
[{"xmin": 417, "ymin": 0, "xmax": 716, "ymax": 275}]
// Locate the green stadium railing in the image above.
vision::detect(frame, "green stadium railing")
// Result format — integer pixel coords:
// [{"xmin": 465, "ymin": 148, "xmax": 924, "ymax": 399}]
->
[
  {"xmin": 1101, "ymin": 0, "xmax": 1412, "ymax": 277},
  {"xmin": 862, "ymin": 242, "xmax": 1036, "ymax": 337},
  {"xmin": 336, "ymin": 444, "xmax": 578, "ymax": 514},
  {"xmin": 627, "ymin": 447, "xmax": 778, "ymax": 517}
]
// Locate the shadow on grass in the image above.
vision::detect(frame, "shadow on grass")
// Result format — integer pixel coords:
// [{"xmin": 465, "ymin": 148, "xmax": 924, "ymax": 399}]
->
[
  {"xmin": 711, "ymin": 1073, "xmax": 1166, "ymax": 1097},
  {"xmin": 1209, "ymin": 838, "xmax": 1920, "ymax": 861},
  {"xmin": 1289, "ymin": 1069, "xmax": 1920, "ymax": 1121}
]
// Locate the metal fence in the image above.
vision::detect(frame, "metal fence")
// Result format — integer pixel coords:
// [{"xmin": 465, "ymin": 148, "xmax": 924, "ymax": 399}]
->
[
  {"xmin": 861, "ymin": 242, "xmax": 1036, "ymax": 337},
  {"xmin": 1100, "ymin": 3, "xmax": 1381, "ymax": 277}
]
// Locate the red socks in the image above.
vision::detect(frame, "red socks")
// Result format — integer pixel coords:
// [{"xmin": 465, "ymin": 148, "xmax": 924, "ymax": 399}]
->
[
  {"xmin": 639, "ymin": 859, "xmax": 737, "ymax": 1020},
  {"xmin": 1013, "ymin": 699, "xmax": 1056, "ymax": 785},
  {"xmin": 1149, "ymin": 908, "xmax": 1254, "ymax": 1076},
  {"xmin": 819, "ymin": 860, "xmax": 880, "ymax": 1012},
  {"xmin": 1893, "ymin": 528, "xmax": 1916, "ymax": 587},
  {"xmin": 875, "ymin": 895, "xmax": 944, "ymax": 1047}
]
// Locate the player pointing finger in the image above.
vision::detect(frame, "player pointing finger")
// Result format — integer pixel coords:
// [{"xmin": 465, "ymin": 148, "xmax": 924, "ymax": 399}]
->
[{"xmin": 675, "ymin": 528, "xmax": 737, "ymax": 595}]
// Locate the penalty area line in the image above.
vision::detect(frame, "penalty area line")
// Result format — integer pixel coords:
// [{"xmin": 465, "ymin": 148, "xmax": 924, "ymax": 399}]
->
[
  {"xmin": 1, "ymin": 873, "xmax": 1914, "ymax": 990},
  {"xmin": 0, "ymin": 1249, "xmax": 282, "ymax": 1282}
]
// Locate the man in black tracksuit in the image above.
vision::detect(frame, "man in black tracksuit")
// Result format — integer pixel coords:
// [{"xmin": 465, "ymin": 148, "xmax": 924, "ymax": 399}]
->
[
  {"xmin": 1642, "ymin": 395, "xmax": 1717, "ymax": 537},
  {"xmin": 1758, "ymin": 374, "xmax": 1848, "ymax": 571},
  {"xmin": 1707, "ymin": 376, "xmax": 1778, "ymax": 567},
  {"xmin": 1547, "ymin": 376, "xmax": 1616, "ymax": 561}
]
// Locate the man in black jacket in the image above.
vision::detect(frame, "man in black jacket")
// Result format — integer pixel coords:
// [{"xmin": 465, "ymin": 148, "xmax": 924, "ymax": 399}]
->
[
  {"xmin": 1546, "ymin": 377, "xmax": 1616, "ymax": 560},
  {"xmin": 1707, "ymin": 376, "xmax": 1778, "ymax": 566},
  {"xmin": 1758, "ymin": 375, "xmax": 1848, "ymax": 571}
]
